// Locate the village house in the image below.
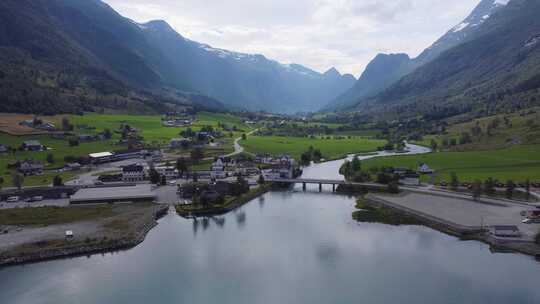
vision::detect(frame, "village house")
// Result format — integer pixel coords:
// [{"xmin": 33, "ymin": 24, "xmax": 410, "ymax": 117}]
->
[
  {"xmin": 35, "ymin": 122, "xmax": 56, "ymax": 131},
  {"xmin": 170, "ymin": 138, "xmax": 191, "ymax": 149},
  {"xmin": 89, "ymin": 152, "xmax": 115, "ymax": 164},
  {"xmin": 22, "ymin": 140, "xmax": 44, "ymax": 151},
  {"xmin": 18, "ymin": 161, "xmax": 44, "ymax": 176},
  {"xmin": 264, "ymin": 155, "xmax": 295, "ymax": 179},
  {"xmin": 490, "ymin": 225, "xmax": 521, "ymax": 238},
  {"xmin": 156, "ymin": 166, "xmax": 178, "ymax": 181},
  {"xmin": 64, "ymin": 162, "xmax": 82, "ymax": 171},
  {"xmin": 417, "ymin": 163, "xmax": 434, "ymax": 174},
  {"xmin": 122, "ymin": 163, "xmax": 146, "ymax": 182},
  {"xmin": 211, "ymin": 158, "xmax": 226, "ymax": 180},
  {"xmin": 255, "ymin": 154, "xmax": 274, "ymax": 164}
]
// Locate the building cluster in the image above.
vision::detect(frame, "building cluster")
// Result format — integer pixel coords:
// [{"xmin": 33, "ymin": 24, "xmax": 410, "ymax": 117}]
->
[
  {"xmin": 88, "ymin": 149, "xmax": 161, "ymax": 164},
  {"xmin": 121, "ymin": 163, "xmax": 178, "ymax": 182},
  {"xmin": 163, "ymin": 118, "xmax": 194, "ymax": 127},
  {"xmin": 258, "ymin": 155, "xmax": 295, "ymax": 179}
]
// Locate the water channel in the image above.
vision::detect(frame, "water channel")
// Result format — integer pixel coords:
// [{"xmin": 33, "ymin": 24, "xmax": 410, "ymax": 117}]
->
[{"xmin": 1, "ymin": 144, "xmax": 539, "ymax": 304}]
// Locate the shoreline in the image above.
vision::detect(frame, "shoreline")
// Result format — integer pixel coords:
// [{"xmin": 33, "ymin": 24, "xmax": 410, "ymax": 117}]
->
[
  {"xmin": 363, "ymin": 194, "xmax": 540, "ymax": 259},
  {"xmin": 0, "ymin": 204, "xmax": 169, "ymax": 268}
]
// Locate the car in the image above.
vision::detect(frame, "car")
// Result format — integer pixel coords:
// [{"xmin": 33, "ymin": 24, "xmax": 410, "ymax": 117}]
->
[
  {"xmin": 6, "ymin": 196, "xmax": 20, "ymax": 203},
  {"xmin": 522, "ymin": 218, "xmax": 540, "ymax": 224},
  {"xmin": 29, "ymin": 196, "xmax": 43, "ymax": 202}
]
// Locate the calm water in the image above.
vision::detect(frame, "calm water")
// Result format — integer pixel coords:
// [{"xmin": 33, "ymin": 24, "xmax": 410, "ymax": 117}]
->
[{"xmin": 1, "ymin": 145, "xmax": 540, "ymax": 304}]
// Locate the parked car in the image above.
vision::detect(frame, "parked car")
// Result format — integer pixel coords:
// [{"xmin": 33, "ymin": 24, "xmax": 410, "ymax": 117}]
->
[
  {"xmin": 6, "ymin": 196, "xmax": 19, "ymax": 203},
  {"xmin": 522, "ymin": 218, "xmax": 540, "ymax": 224},
  {"xmin": 29, "ymin": 196, "xmax": 43, "ymax": 202}
]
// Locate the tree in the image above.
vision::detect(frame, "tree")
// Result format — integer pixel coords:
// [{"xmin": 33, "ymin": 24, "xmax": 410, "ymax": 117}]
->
[
  {"xmin": 103, "ymin": 128, "xmax": 112, "ymax": 140},
  {"xmin": 506, "ymin": 180, "xmax": 515, "ymax": 199},
  {"xmin": 351, "ymin": 156, "xmax": 361, "ymax": 172},
  {"xmin": 68, "ymin": 138, "xmax": 79, "ymax": 147},
  {"xmin": 148, "ymin": 168, "xmax": 160, "ymax": 184},
  {"xmin": 12, "ymin": 173, "xmax": 24, "ymax": 190},
  {"xmin": 450, "ymin": 172, "xmax": 459, "ymax": 191},
  {"xmin": 257, "ymin": 175, "xmax": 265, "ymax": 185},
  {"xmin": 430, "ymin": 139, "xmax": 438, "ymax": 152},
  {"xmin": 176, "ymin": 158, "xmax": 188, "ymax": 178},
  {"xmin": 53, "ymin": 175, "xmax": 63, "ymax": 187},
  {"xmin": 191, "ymin": 148, "xmax": 204, "ymax": 163},
  {"xmin": 193, "ymin": 172, "xmax": 199, "ymax": 182},
  {"xmin": 61, "ymin": 117, "xmax": 73, "ymax": 131},
  {"xmin": 161, "ymin": 174, "xmax": 167, "ymax": 186},
  {"xmin": 46, "ymin": 153, "xmax": 55, "ymax": 164},
  {"xmin": 241, "ymin": 133, "xmax": 247, "ymax": 140},
  {"xmin": 387, "ymin": 179, "xmax": 400, "ymax": 194},
  {"xmin": 484, "ymin": 178, "xmax": 496, "ymax": 196},
  {"xmin": 472, "ymin": 180, "xmax": 482, "ymax": 201},
  {"xmin": 525, "ymin": 179, "xmax": 531, "ymax": 201},
  {"xmin": 0, "ymin": 177, "xmax": 4, "ymax": 189}
]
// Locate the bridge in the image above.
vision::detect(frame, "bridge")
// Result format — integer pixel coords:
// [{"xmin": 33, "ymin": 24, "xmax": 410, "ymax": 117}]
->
[{"xmin": 266, "ymin": 178, "xmax": 387, "ymax": 192}]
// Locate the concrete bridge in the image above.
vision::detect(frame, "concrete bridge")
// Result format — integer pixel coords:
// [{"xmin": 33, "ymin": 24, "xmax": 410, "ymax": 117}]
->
[{"xmin": 266, "ymin": 178, "xmax": 387, "ymax": 192}]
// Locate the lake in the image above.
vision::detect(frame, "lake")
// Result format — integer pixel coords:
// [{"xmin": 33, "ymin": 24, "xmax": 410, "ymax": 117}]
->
[{"xmin": 1, "ymin": 145, "xmax": 539, "ymax": 304}]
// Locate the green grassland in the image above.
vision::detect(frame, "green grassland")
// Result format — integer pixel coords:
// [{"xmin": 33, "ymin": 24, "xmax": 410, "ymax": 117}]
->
[
  {"xmin": 241, "ymin": 136, "xmax": 386, "ymax": 160},
  {"xmin": 362, "ymin": 144, "xmax": 540, "ymax": 183}
]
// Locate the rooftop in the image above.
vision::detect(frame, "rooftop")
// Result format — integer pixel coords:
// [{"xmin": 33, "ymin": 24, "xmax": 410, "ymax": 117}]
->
[
  {"xmin": 89, "ymin": 152, "xmax": 114, "ymax": 158},
  {"xmin": 70, "ymin": 184, "xmax": 155, "ymax": 203}
]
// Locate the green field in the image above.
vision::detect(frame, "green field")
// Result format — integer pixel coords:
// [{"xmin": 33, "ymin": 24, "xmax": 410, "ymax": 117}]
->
[
  {"xmin": 241, "ymin": 136, "xmax": 386, "ymax": 160},
  {"xmin": 362, "ymin": 144, "xmax": 540, "ymax": 183}
]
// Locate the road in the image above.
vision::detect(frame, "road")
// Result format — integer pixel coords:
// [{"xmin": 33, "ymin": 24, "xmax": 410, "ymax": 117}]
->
[{"xmin": 227, "ymin": 129, "xmax": 258, "ymax": 157}]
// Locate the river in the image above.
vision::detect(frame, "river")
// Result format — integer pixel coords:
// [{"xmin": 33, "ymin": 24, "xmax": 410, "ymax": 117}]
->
[{"xmin": 1, "ymin": 144, "xmax": 540, "ymax": 304}]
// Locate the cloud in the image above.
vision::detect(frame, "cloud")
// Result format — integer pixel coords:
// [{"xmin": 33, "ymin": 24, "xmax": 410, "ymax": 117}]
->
[{"xmin": 104, "ymin": 0, "xmax": 479, "ymax": 76}]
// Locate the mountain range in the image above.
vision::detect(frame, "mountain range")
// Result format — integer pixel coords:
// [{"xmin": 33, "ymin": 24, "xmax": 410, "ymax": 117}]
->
[
  {"xmin": 0, "ymin": 0, "xmax": 355, "ymax": 114},
  {"xmin": 324, "ymin": 0, "xmax": 536, "ymax": 115}
]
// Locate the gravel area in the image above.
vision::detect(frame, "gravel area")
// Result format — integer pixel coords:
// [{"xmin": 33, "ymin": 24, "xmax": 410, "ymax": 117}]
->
[{"xmin": 372, "ymin": 192, "xmax": 540, "ymax": 240}]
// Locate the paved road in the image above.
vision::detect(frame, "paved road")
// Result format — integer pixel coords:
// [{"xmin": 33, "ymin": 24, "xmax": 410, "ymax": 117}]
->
[{"xmin": 227, "ymin": 129, "xmax": 258, "ymax": 157}]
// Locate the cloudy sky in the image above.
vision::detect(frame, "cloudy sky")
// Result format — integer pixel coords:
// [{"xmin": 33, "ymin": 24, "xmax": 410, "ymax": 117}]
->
[{"xmin": 104, "ymin": 0, "xmax": 480, "ymax": 77}]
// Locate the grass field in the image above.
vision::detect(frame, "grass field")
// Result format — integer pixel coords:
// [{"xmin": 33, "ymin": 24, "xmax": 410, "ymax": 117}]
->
[
  {"xmin": 362, "ymin": 144, "xmax": 540, "ymax": 183},
  {"xmin": 241, "ymin": 136, "xmax": 386, "ymax": 160},
  {"xmin": 0, "ymin": 205, "xmax": 114, "ymax": 226}
]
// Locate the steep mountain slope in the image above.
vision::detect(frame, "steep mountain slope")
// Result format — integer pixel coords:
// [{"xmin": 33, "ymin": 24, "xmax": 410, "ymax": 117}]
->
[
  {"xmin": 0, "ymin": 0, "xmax": 223, "ymax": 114},
  {"xmin": 360, "ymin": 0, "xmax": 540, "ymax": 119},
  {"xmin": 0, "ymin": 0, "xmax": 355, "ymax": 114},
  {"xmin": 325, "ymin": 0, "xmax": 512, "ymax": 111}
]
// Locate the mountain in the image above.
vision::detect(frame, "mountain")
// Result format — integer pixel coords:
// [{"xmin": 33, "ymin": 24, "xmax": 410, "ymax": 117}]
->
[
  {"xmin": 139, "ymin": 20, "xmax": 355, "ymax": 113},
  {"xmin": 324, "ymin": 0, "xmax": 512, "ymax": 112},
  {"xmin": 0, "ymin": 0, "xmax": 224, "ymax": 114},
  {"xmin": 0, "ymin": 0, "xmax": 355, "ymax": 114},
  {"xmin": 355, "ymin": 0, "xmax": 540, "ymax": 119}
]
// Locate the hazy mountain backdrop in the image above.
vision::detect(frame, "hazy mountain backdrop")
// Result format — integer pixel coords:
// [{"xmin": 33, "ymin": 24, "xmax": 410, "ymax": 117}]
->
[{"xmin": 0, "ymin": 0, "xmax": 355, "ymax": 114}]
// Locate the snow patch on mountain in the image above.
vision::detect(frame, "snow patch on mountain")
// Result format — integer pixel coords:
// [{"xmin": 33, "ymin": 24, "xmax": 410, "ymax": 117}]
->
[
  {"xmin": 494, "ymin": 0, "xmax": 510, "ymax": 6},
  {"xmin": 452, "ymin": 22, "xmax": 470, "ymax": 32}
]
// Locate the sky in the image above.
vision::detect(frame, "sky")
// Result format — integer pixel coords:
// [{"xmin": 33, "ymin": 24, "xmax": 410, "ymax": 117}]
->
[{"xmin": 104, "ymin": 0, "xmax": 480, "ymax": 77}]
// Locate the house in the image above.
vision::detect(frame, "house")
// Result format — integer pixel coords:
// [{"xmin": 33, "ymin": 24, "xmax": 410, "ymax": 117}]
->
[
  {"xmin": 418, "ymin": 163, "xmax": 434, "ymax": 174},
  {"xmin": 170, "ymin": 138, "xmax": 191, "ymax": 149},
  {"xmin": 255, "ymin": 154, "xmax": 274, "ymax": 164},
  {"xmin": 35, "ymin": 122, "xmax": 56, "ymax": 131},
  {"xmin": 18, "ymin": 161, "xmax": 44, "ymax": 176},
  {"xmin": 264, "ymin": 155, "xmax": 295, "ymax": 179},
  {"xmin": 489, "ymin": 225, "xmax": 521, "ymax": 238},
  {"xmin": 89, "ymin": 152, "xmax": 114, "ymax": 164},
  {"xmin": 392, "ymin": 167, "xmax": 409, "ymax": 176},
  {"xmin": 211, "ymin": 159, "xmax": 226, "ymax": 180},
  {"xmin": 156, "ymin": 166, "xmax": 178, "ymax": 181},
  {"xmin": 22, "ymin": 140, "xmax": 44, "ymax": 151},
  {"xmin": 122, "ymin": 163, "xmax": 146, "ymax": 182},
  {"xmin": 211, "ymin": 181, "xmax": 232, "ymax": 196},
  {"xmin": 64, "ymin": 162, "xmax": 82, "ymax": 171},
  {"xmin": 399, "ymin": 173, "xmax": 420, "ymax": 186},
  {"xmin": 0, "ymin": 144, "xmax": 8, "ymax": 153}
]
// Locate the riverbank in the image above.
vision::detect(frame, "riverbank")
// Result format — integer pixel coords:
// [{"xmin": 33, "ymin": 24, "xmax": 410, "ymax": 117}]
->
[
  {"xmin": 362, "ymin": 193, "xmax": 540, "ymax": 259},
  {"xmin": 0, "ymin": 204, "xmax": 168, "ymax": 267},
  {"xmin": 175, "ymin": 183, "xmax": 272, "ymax": 217}
]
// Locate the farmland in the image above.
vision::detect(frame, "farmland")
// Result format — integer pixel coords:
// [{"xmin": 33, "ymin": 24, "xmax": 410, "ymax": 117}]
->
[
  {"xmin": 362, "ymin": 144, "xmax": 540, "ymax": 183},
  {"xmin": 240, "ymin": 135, "xmax": 386, "ymax": 160}
]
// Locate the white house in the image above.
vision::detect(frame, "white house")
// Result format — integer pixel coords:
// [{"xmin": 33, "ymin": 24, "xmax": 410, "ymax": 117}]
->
[
  {"xmin": 490, "ymin": 225, "xmax": 521, "ymax": 238},
  {"xmin": 399, "ymin": 173, "xmax": 420, "ymax": 186},
  {"xmin": 211, "ymin": 159, "xmax": 226, "ymax": 179},
  {"xmin": 418, "ymin": 163, "xmax": 434, "ymax": 174},
  {"xmin": 156, "ymin": 166, "xmax": 178, "ymax": 180},
  {"xmin": 122, "ymin": 163, "xmax": 146, "ymax": 182}
]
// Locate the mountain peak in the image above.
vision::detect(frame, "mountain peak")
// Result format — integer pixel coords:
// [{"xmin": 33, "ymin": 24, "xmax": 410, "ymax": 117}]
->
[{"xmin": 324, "ymin": 67, "xmax": 341, "ymax": 77}]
